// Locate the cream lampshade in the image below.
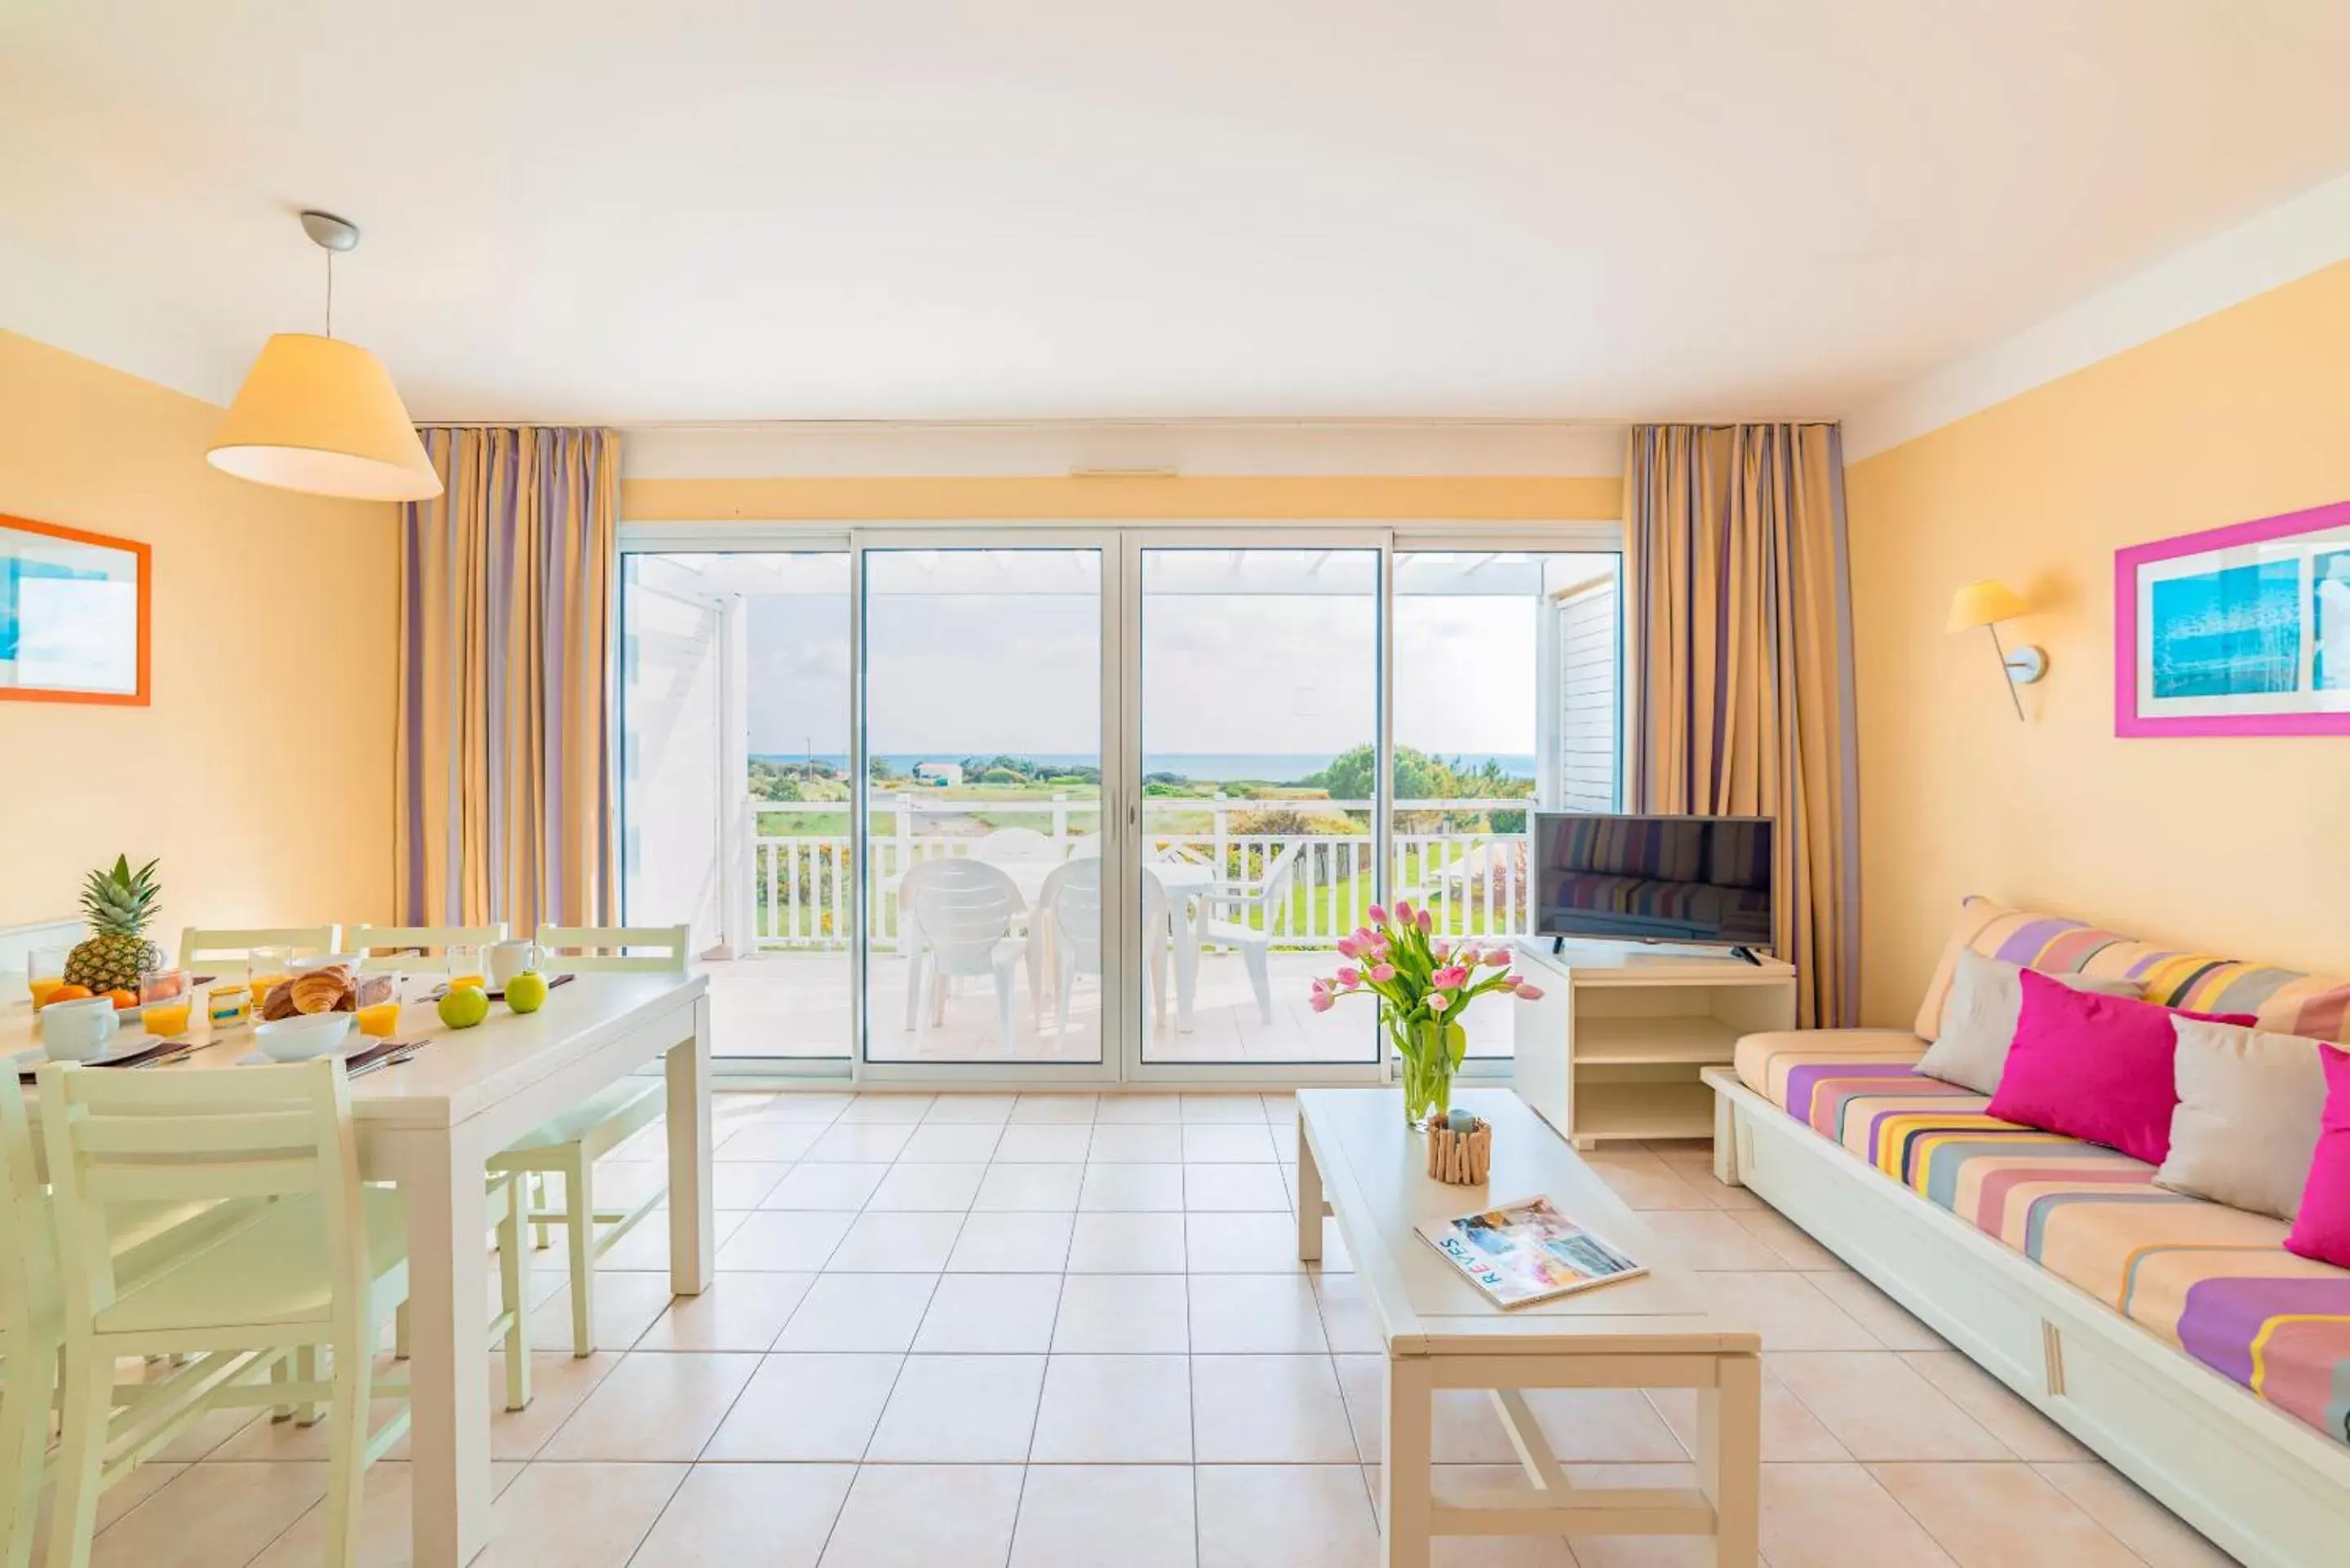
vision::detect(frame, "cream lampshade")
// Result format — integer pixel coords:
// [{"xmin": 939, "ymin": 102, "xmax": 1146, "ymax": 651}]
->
[
  {"xmin": 208, "ymin": 332, "xmax": 441, "ymax": 501},
  {"xmin": 1944, "ymin": 578, "xmax": 2027, "ymax": 632},
  {"xmin": 206, "ymin": 210, "xmax": 442, "ymax": 503}
]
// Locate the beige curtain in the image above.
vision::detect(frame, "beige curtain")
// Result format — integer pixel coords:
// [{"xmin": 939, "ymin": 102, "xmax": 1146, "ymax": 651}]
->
[
  {"xmin": 395, "ymin": 427, "xmax": 619, "ymax": 931},
  {"xmin": 1625, "ymin": 423, "xmax": 1860, "ymax": 1027}
]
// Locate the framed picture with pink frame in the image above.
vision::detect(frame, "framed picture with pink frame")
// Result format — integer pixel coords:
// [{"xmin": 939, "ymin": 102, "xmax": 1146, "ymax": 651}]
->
[{"xmin": 2115, "ymin": 496, "xmax": 2350, "ymax": 737}]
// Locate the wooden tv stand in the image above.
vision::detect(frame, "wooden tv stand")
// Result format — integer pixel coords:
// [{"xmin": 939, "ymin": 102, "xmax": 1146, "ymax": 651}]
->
[{"xmin": 1510, "ymin": 940, "xmax": 1796, "ymax": 1150}]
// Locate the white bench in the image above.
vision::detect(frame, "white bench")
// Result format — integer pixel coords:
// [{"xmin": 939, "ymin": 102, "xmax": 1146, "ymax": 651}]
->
[{"xmin": 1294, "ymin": 1087, "xmax": 1762, "ymax": 1566}]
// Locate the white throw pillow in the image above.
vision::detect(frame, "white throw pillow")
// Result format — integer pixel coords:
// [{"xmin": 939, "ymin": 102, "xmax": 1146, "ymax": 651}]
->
[
  {"xmin": 1915, "ymin": 948, "xmax": 2143, "ymax": 1096},
  {"xmin": 2155, "ymin": 1019, "xmax": 2330, "ymax": 1220}
]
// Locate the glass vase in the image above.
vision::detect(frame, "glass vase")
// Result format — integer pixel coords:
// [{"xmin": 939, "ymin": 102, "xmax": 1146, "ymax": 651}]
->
[{"xmin": 1399, "ymin": 1017, "xmax": 1457, "ymax": 1131}]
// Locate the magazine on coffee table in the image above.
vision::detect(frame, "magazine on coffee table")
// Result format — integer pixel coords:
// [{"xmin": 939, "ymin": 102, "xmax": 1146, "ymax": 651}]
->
[{"xmin": 1416, "ymin": 1195, "xmax": 1647, "ymax": 1308}]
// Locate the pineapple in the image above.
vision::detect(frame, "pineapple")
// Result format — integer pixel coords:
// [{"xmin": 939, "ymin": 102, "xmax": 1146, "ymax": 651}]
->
[{"xmin": 64, "ymin": 855, "xmax": 165, "ymax": 993}]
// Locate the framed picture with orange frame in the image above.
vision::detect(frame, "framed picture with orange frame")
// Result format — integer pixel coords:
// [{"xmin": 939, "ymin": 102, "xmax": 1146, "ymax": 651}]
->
[{"xmin": 0, "ymin": 513, "xmax": 151, "ymax": 706}]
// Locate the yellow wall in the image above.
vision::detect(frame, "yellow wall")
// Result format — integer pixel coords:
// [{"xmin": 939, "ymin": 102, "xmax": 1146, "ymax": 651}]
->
[
  {"xmin": 0, "ymin": 331, "xmax": 398, "ymax": 941},
  {"xmin": 622, "ymin": 474, "xmax": 1623, "ymax": 521},
  {"xmin": 1845, "ymin": 259, "xmax": 2350, "ymax": 1025}
]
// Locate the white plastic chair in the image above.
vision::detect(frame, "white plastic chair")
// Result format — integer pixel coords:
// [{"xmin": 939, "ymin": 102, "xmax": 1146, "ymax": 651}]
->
[
  {"xmin": 1066, "ymin": 835, "xmax": 1103, "ymax": 859},
  {"xmin": 345, "ymin": 923, "xmax": 510, "ymax": 973},
  {"xmin": 176, "ymin": 926, "xmax": 342, "ymax": 980},
  {"xmin": 1035, "ymin": 860, "xmax": 1170, "ymax": 1038},
  {"xmin": 969, "ymin": 826, "xmax": 1062, "ymax": 866},
  {"xmin": 38, "ymin": 1060, "xmax": 418, "ymax": 1568},
  {"xmin": 1199, "ymin": 843, "xmax": 1303, "ymax": 1024},
  {"xmin": 905, "ymin": 858, "xmax": 1027, "ymax": 1052}
]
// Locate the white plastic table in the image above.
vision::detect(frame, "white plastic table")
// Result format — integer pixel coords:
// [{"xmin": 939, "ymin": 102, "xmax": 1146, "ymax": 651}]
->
[
  {"xmin": 11, "ymin": 971, "xmax": 712, "ymax": 1568},
  {"xmin": 1294, "ymin": 1087, "xmax": 1760, "ymax": 1566}
]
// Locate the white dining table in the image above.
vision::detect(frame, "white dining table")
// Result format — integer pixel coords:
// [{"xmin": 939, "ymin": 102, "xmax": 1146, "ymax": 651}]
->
[{"xmin": 9, "ymin": 970, "xmax": 713, "ymax": 1568}]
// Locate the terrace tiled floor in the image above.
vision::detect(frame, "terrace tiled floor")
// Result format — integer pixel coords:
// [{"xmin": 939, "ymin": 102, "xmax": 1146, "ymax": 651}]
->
[
  {"xmin": 58, "ymin": 1092, "xmax": 2236, "ymax": 1568},
  {"xmin": 707, "ymin": 951, "xmax": 1513, "ymax": 1065}
]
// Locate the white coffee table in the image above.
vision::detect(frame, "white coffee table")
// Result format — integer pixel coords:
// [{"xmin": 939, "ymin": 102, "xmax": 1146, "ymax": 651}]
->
[{"xmin": 1295, "ymin": 1087, "xmax": 1761, "ymax": 1566}]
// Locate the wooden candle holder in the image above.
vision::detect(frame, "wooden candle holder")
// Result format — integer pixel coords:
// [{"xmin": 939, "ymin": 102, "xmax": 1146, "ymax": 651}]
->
[{"xmin": 1426, "ymin": 1119, "xmax": 1492, "ymax": 1185}]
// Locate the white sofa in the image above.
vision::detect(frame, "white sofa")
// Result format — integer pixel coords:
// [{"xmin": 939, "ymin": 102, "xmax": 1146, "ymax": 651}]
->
[{"xmin": 1702, "ymin": 897, "xmax": 2350, "ymax": 1568}]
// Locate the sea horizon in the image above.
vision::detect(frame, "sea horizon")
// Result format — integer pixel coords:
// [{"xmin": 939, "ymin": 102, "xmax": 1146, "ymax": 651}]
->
[{"xmin": 751, "ymin": 749, "xmax": 1536, "ymax": 782}]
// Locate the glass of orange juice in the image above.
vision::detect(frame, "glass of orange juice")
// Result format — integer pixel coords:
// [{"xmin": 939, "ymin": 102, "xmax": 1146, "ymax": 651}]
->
[
  {"xmin": 26, "ymin": 946, "xmax": 70, "ymax": 1009},
  {"xmin": 356, "ymin": 969, "xmax": 403, "ymax": 1039},
  {"xmin": 247, "ymin": 945, "xmax": 293, "ymax": 1015},
  {"xmin": 445, "ymin": 943, "xmax": 486, "ymax": 991}
]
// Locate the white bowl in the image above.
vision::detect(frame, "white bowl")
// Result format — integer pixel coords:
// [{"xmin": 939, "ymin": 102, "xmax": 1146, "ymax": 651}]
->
[
  {"xmin": 290, "ymin": 953, "xmax": 363, "ymax": 972},
  {"xmin": 255, "ymin": 1012, "xmax": 355, "ymax": 1061}
]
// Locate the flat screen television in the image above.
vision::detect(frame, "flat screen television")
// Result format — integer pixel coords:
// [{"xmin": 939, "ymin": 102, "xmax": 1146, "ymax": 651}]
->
[{"xmin": 1530, "ymin": 813, "xmax": 1776, "ymax": 955}]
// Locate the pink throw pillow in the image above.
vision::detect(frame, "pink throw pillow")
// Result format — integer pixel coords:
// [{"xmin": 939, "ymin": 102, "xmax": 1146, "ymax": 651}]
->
[
  {"xmin": 2285, "ymin": 1043, "xmax": 2350, "ymax": 1268},
  {"xmin": 1984, "ymin": 969, "xmax": 2257, "ymax": 1165}
]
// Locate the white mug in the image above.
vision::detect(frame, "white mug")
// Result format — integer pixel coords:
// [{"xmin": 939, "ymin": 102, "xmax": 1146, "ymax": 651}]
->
[
  {"xmin": 42, "ymin": 996, "xmax": 120, "ymax": 1061},
  {"xmin": 488, "ymin": 940, "xmax": 539, "ymax": 987}
]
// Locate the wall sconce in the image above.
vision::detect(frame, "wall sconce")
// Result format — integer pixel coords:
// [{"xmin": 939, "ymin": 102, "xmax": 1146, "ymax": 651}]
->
[{"xmin": 1945, "ymin": 579, "xmax": 2046, "ymax": 720}]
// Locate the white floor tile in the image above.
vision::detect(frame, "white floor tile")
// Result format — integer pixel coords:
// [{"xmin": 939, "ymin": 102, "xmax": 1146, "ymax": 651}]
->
[
  {"xmin": 947, "ymin": 1211, "xmax": 1075, "ymax": 1272},
  {"xmin": 703, "ymin": 1353, "xmax": 903, "ymax": 1461},
  {"xmin": 817, "ymin": 1464, "xmax": 1023, "ymax": 1568},
  {"xmin": 914, "ymin": 1272, "xmax": 1066, "ymax": 1353},
  {"xmin": 973, "ymin": 1163, "xmax": 1086, "ymax": 1211},
  {"xmin": 774, "ymin": 1272, "xmax": 941, "ymax": 1353},
  {"xmin": 864, "ymin": 1353, "xmax": 1046, "ymax": 1461},
  {"xmin": 1052, "ymin": 1273, "xmax": 1190, "ymax": 1352},
  {"xmin": 1031, "ymin": 1353, "xmax": 1194, "ymax": 1463},
  {"xmin": 1012, "ymin": 1465, "xmax": 1196, "ymax": 1568}
]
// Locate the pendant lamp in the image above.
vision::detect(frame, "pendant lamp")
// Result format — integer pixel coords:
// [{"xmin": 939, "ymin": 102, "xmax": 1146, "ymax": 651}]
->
[{"xmin": 207, "ymin": 210, "xmax": 442, "ymax": 501}]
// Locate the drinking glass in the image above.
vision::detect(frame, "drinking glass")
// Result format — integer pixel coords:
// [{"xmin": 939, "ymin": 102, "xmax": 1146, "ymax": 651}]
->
[
  {"xmin": 27, "ymin": 946, "xmax": 71, "ymax": 1009},
  {"xmin": 356, "ymin": 970, "xmax": 404, "ymax": 1039},
  {"xmin": 139, "ymin": 965, "xmax": 193, "ymax": 1037},
  {"xmin": 444, "ymin": 943, "xmax": 487, "ymax": 992},
  {"xmin": 247, "ymin": 945, "xmax": 295, "ymax": 1016}
]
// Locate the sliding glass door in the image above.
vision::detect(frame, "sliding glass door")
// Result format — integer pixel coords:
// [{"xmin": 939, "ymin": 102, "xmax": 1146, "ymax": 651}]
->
[
  {"xmin": 1391, "ymin": 549, "xmax": 1622, "ymax": 1061},
  {"xmin": 619, "ymin": 548, "xmax": 854, "ymax": 1065},
  {"xmin": 860, "ymin": 543, "xmax": 1118, "ymax": 1072},
  {"xmin": 1133, "ymin": 544, "xmax": 1383, "ymax": 1069},
  {"xmin": 618, "ymin": 524, "xmax": 1620, "ymax": 1082}
]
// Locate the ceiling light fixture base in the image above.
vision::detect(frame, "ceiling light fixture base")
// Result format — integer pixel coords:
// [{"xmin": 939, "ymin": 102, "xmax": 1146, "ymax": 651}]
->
[{"xmin": 299, "ymin": 210, "xmax": 361, "ymax": 252}]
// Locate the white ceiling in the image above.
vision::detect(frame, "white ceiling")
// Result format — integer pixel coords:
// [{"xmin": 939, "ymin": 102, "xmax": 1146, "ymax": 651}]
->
[{"xmin": 7, "ymin": 1, "xmax": 2350, "ymax": 427}]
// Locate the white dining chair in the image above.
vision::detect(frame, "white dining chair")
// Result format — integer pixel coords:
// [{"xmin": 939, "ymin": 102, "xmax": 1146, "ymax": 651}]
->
[
  {"xmin": 1199, "ymin": 843, "xmax": 1304, "ymax": 1023},
  {"xmin": 906, "ymin": 859, "xmax": 1027, "ymax": 1052},
  {"xmin": 535, "ymin": 924, "xmax": 692, "ymax": 972},
  {"xmin": 969, "ymin": 826, "xmax": 1061, "ymax": 866},
  {"xmin": 1037, "ymin": 860, "xmax": 1170, "ymax": 1038},
  {"xmin": 38, "ymin": 1059, "xmax": 413, "ymax": 1568},
  {"xmin": 486, "ymin": 925, "xmax": 688, "ymax": 1356},
  {"xmin": 345, "ymin": 924, "xmax": 510, "ymax": 973},
  {"xmin": 0, "ymin": 1068, "xmax": 55, "ymax": 1568},
  {"xmin": 176, "ymin": 926, "xmax": 341, "ymax": 979}
]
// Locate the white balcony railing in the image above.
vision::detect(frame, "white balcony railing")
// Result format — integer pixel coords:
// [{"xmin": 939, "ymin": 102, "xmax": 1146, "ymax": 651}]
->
[{"xmin": 745, "ymin": 794, "xmax": 1532, "ymax": 953}]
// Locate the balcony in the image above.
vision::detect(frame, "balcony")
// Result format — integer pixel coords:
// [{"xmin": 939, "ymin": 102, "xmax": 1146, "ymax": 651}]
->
[{"xmin": 701, "ymin": 793, "xmax": 1528, "ymax": 1065}]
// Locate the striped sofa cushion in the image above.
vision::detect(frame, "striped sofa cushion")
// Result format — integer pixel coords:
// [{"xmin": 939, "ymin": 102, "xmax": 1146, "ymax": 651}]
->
[{"xmin": 1913, "ymin": 896, "xmax": 2350, "ymax": 1045}]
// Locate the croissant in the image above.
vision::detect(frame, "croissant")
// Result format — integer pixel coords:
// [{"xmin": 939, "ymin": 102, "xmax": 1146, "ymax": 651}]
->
[{"xmin": 291, "ymin": 968, "xmax": 352, "ymax": 1015}]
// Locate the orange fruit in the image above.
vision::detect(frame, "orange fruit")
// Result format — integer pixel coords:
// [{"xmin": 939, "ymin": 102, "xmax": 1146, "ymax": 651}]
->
[
  {"xmin": 107, "ymin": 989, "xmax": 137, "ymax": 1010},
  {"xmin": 50, "ymin": 984, "xmax": 92, "ymax": 1002}
]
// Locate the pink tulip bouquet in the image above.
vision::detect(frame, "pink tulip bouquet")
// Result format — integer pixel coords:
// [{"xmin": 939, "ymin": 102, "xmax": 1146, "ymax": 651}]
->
[{"xmin": 1309, "ymin": 901, "xmax": 1544, "ymax": 1128}]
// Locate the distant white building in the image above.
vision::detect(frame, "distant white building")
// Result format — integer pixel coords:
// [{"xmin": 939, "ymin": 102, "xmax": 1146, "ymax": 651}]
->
[{"xmin": 913, "ymin": 760, "xmax": 964, "ymax": 787}]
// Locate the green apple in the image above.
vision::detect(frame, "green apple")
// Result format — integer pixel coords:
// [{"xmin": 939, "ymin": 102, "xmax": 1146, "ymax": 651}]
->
[
  {"xmin": 505, "ymin": 971, "xmax": 550, "ymax": 1014},
  {"xmin": 437, "ymin": 985, "xmax": 490, "ymax": 1030}
]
